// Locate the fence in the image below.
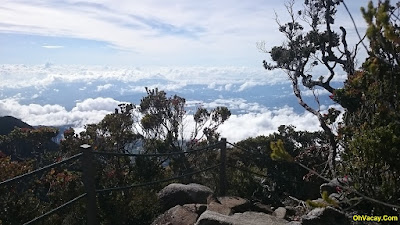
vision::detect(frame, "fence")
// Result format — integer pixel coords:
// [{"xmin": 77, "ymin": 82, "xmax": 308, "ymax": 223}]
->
[{"xmin": 1, "ymin": 138, "xmax": 254, "ymax": 225}]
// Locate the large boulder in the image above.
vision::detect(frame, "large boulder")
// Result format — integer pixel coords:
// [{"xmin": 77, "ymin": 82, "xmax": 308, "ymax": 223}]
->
[
  {"xmin": 195, "ymin": 210, "xmax": 289, "ymax": 225},
  {"xmin": 301, "ymin": 207, "xmax": 350, "ymax": 225},
  {"xmin": 158, "ymin": 183, "xmax": 214, "ymax": 211}
]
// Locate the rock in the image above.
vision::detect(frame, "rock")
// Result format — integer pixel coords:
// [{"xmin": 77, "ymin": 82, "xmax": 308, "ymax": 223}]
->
[
  {"xmin": 273, "ymin": 207, "xmax": 287, "ymax": 219},
  {"xmin": 158, "ymin": 183, "xmax": 214, "ymax": 210},
  {"xmin": 195, "ymin": 210, "xmax": 288, "ymax": 225},
  {"xmin": 217, "ymin": 197, "xmax": 251, "ymax": 213},
  {"xmin": 301, "ymin": 207, "xmax": 350, "ymax": 225},
  {"xmin": 251, "ymin": 202, "xmax": 274, "ymax": 214},
  {"xmin": 231, "ymin": 212, "xmax": 288, "ymax": 225},
  {"xmin": 287, "ymin": 222, "xmax": 302, "ymax": 225},
  {"xmin": 151, "ymin": 205, "xmax": 201, "ymax": 225},
  {"xmin": 195, "ymin": 210, "xmax": 233, "ymax": 225},
  {"xmin": 208, "ymin": 201, "xmax": 233, "ymax": 216},
  {"xmin": 207, "ymin": 196, "xmax": 251, "ymax": 216}
]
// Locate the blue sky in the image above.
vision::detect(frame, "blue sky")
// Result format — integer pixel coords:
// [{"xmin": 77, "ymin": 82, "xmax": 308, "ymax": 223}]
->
[{"xmin": 0, "ymin": 0, "xmax": 369, "ymax": 66}]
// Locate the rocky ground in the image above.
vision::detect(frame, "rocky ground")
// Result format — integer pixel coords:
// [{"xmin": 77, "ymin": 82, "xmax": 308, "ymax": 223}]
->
[{"xmin": 151, "ymin": 183, "xmax": 352, "ymax": 225}]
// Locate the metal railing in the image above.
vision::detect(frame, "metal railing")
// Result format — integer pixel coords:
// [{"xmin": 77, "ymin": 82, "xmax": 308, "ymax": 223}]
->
[{"xmin": 0, "ymin": 138, "xmax": 228, "ymax": 225}]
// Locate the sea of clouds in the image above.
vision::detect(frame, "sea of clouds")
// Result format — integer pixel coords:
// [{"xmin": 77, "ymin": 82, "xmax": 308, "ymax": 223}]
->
[{"xmin": 0, "ymin": 64, "xmax": 344, "ymax": 142}]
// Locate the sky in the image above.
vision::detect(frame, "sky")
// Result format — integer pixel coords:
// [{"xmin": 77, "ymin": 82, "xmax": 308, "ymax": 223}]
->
[
  {"xmin": 0, "ymin": 0, "xmax": 371, "ymax": 142},
  {"xmin": 0, "ymin": 0, "xmax": 369, "ymax": 66}
]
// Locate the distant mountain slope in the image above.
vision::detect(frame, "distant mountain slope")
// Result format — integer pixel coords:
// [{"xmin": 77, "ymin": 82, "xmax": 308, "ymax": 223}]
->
[{"xmin": 0, "ymin": 116, "xmax": 33, "ymax": 135}]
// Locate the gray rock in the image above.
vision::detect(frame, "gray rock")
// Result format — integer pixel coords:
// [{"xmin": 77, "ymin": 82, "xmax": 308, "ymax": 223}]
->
[
  {"xmin": 217, "ymin": 197, "xmax": 251, "ymax": 213},
  {"xmin": 231, "ymin": 211, "xmax": 288, "ymax": 225},
  {"xmin": 151, "ymin": 205, "xmax": 201, "ymax": 225},
  {"xmin": 158, "ymin": 183, "xmax": 214, "ymax": 210},
  {"xmin": 195, "ymin": 210, "xmax": 288, "ymax": 225},
  {"xmin": 302, "ymin": 207, "xmax": 350, "ymax": 225},
  {"xmin": 208, "ymin": 201, "xmax": 233, "ymax": 216},
  {"xmin": 273, "ymin": 207, "xmax": 287, "ymax": 219},
  {"xmin": 286, "ymin": 222, "xmax": 302, "ymax": 225},
  {"xmin": 195, "ymin": 210, "xmax": 233, "ymax": 225}
]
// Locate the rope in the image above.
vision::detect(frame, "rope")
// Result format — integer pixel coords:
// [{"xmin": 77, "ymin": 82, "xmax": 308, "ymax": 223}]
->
[
  {"xmin": 0, "ymin": 153, "xmax": 83, "ymax": 187},
  {"xmin": 96, "ymin": 164, "xmax": 220, "ymax": 193},
  {"xmin": 228, "ymin": 164, "xmax": 268, "ymax": 178},
  {"xmin": 226, "ymin": 141, "xmax": 266, "ymax": 158},
  {"xmin": 23, "ymin": 193, "xmax": 87, "ymax": 225},
  {"xmin": 91, "ymin": 141, "xmax": 221, "ymax": 157}
]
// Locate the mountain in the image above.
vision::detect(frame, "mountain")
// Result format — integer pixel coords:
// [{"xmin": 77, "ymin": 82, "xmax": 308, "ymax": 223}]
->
[
  {"xmin": 0, "ymin": 116, "xmax": 59, "ymax": 160},
  {"xmin": 0, "ymin": 116, "xmax": 33, "ymax": 135}
]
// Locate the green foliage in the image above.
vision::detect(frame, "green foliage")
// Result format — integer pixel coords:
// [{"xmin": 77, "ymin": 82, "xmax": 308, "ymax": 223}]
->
[
  {"xmin": 321, "ymin": 191, "xmax": 338, "ymax": 207},
  {"xmin": 337, "ymin": 0, "xmax": 400, "ymax": 214},
  {"xmin": 0, "ymin": 127, "xmax": 59, "ymax": 162},
  {"xmin": 226, "ymin": 126, "xmax": 327, "ymax": 205},
  {"xmin": 270, "ymin": 139, "xmax": 294, "ymax": 162},
  {"xmin": 306, "ymin": 191, "xmax": 338, "ymax": 208}
]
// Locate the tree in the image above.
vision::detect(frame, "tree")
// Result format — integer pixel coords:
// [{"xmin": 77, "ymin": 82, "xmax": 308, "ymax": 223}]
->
[
  {"xmin": 262, "ymin": 0, "xmax": 357, "ymax": 177},
  {"xmin": 227, "ymin": 125, "xmax": 328, "ymax": 205},
  {"xmin": 336, "ymin": 0, "xmax": 400, "ymax": 214},
  {"xmin": 264, "ymin": 0, "xmax": 400, "ymax": 213},
  {"xmin": 132, "ymin": 87, "xmax": 231, "ymax": 177},
  {"xmin": 0, "ymin": 126, "xmax": 59, "ymax": 163}
]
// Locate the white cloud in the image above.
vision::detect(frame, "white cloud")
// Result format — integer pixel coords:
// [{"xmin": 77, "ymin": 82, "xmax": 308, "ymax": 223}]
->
[
  {"xmin": 301, "ymin": 88, "xmax": 331, "ymax": 97},
  {"xmin": 238, "ymin": 81, "xmax": 265, "ymax": 92},
  {"xmin": 96, "ymin": 83, "xmax": 113, "ymax": 92},
  {"xmin": 42, "ymin": 45, "xmax": 64, "ymax": 49},
  {"xmin": 0, "ymin": 97, "xmax": 126, "ymax": 128},
  {"xmin": 218, "ymin": 107, "xmax": 321, "ymax": 142},
  {"xmin": 197, "ymin": 98, "xmax": 269, "ymax": 114}
]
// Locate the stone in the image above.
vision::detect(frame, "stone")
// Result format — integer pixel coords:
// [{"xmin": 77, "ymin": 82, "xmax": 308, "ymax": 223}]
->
[
  {"xmin": 301, "ymin": 207, "xmax": 350, "ymax": 225},
  {"xmin": 251, "ymin": 202, "xmax": 273, "ymax": 214},
  {"xmin": 273, "ymin": 207, "xmax": 287, "ymax": 219},
  {"xmin": 195, "ymin": 210, "xmax": 233, "ymax": 225},
  {"xmin": 207, "ymin": 201, "xmax": 233, "ymax": 216},
  {"xmin": 158, "ymin": 183, "xmax": 214, "ymax": 211},
  {"xmin": 231, "ymin": 211, "xmax": 288, "ymax": 225},
  {"xmin": 286, "ymin": 222, "xmax": 302, "ymax": 225},
  {"xmin": 195, "ymin": 210, "xmax": 288, "ymax": 225},
  {"xmin": 217, "ymin": 197, "xmax": 251, "ymax": 213},
  {"xmin": 151, "ymin": 205, "xmax": 201, "ymax": 225}
]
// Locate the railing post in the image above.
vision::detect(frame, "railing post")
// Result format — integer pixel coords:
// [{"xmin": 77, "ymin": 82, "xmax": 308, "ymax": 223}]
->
[
  {"xmin": 81, "ymin": 144, "xmax": 99, "ymax": 225},
  {"xmin": 219, "ymin": 138, "xmax": 227, "ymax": 196}
]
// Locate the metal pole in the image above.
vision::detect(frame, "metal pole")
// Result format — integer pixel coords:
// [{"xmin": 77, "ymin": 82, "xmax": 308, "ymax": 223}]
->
[
  {"xmin": 219, "ymin": 138, "xmax": 227, "ymax": 196},
  {"xmin": 81, "ymin": 144, "xmax": 99, "ymax": 225}
]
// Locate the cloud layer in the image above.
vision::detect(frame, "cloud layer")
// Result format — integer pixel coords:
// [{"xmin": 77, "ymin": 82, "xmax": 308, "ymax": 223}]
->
[
  {"xmin": 0, "ymin": 64, "xmax": 289, "ymax": 90},
  {"xmin": 0, "ymin": 96, "xmax": 324, "ymax": 142},
  {"xmin": 0, "ymin": 97, "xmax": 126, "ymax": 129}
]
